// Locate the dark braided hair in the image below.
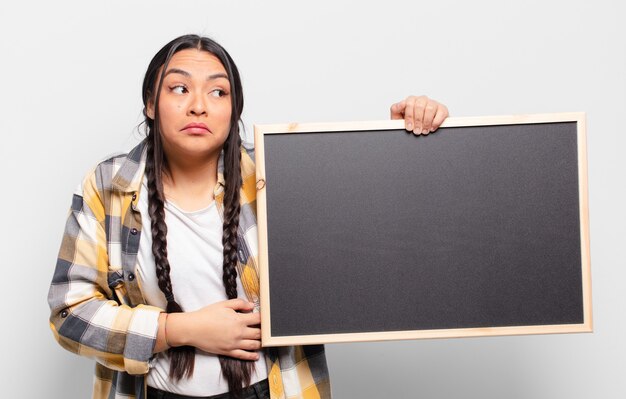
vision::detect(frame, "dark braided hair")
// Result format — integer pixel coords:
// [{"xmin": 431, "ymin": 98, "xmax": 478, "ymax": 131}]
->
[{"xmin": 142, "ymin": 34, "xmax": 253, "ymax": 394}]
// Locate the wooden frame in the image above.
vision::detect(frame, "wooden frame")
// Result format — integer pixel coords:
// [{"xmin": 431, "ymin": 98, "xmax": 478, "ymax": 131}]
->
[{"xmin": 254, "ymin": 112, "xmax": 591, "ymax": 346}]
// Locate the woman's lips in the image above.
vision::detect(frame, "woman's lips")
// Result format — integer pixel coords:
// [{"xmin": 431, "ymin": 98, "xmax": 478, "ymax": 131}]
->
[{"xmin": 182, "ymin": 123, "xmax": 211, "ymax": 134}]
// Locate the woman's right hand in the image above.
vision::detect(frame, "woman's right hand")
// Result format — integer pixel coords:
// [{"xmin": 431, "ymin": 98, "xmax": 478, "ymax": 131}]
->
[{"xmin": 161, "ymin": 298, "xmax": 262, "ymax": 361}]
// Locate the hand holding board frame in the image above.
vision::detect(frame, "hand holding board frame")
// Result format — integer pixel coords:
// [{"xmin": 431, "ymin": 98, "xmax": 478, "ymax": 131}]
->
[{"xmin": 254, "ymin": 113, "xmax": 591, "ymax": 346}]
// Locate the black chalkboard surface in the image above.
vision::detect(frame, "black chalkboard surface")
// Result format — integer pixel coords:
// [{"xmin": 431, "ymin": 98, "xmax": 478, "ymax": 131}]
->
[{"xmin": 254, "ymin": 114, "xmax": 591, "ymax": 346}]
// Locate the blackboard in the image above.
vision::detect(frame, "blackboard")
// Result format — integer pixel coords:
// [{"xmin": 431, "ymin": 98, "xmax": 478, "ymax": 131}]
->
[{"xmin": 254, "ymin": 113, "xmax": 591, "ymax": 346}]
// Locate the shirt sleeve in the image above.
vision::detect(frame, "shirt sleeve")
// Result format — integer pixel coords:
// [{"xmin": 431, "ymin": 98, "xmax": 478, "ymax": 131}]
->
[{"xmin": 47, "ymin": 167, "xmax": 163, "ymax": 375}]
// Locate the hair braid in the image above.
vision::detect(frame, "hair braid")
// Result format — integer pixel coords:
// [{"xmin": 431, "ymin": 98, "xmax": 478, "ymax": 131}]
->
[
  {"xmin": 145, "ymin": 134, "xmax": 195, "ymax": 380},
  {"xmin": 222, "ymin": 168, "xmax": 241, "ymax": 301},
  {"xmin": 218, "ymin": 131, "xmax": 255, "ymax": 397}
]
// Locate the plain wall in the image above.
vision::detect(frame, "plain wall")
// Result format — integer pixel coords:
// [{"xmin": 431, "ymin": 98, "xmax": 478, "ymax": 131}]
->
[{"xmin": 1, "ymin": 0, "xmax": 624, "ymax": 397}]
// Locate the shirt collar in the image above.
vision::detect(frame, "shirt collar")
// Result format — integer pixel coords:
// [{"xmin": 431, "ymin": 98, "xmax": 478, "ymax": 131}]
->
[
  {"xmin": 111, "ymin": 139, "xmax": 147, "ymax": 193},
  {"xmin": 215, "ymin": 148, "xmax": 226, "ymax": 196}
]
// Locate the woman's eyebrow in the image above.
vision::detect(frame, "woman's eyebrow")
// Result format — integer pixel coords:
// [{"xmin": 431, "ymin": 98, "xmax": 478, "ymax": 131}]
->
[
  {"xmin": 164, "ymin": 68, "xmax": 229, "ymax": 81},
  {"xmin": 206, "ymin": 72, "xmax": 229, "ymax": 81},
  {"xmin": 164, "ymin": 68, "xmax": 191, "ymax": 78}
]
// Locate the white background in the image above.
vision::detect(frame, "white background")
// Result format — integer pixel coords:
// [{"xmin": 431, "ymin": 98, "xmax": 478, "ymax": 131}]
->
[{"xmin": 1, "ymin": 0, "xmax": 624, "ymax": 398}]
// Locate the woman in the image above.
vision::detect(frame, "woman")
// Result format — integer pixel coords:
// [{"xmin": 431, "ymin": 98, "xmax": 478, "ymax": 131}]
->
[{"xmin": 48, "ymin": 34, "xmax": 448, "ymax": 399}]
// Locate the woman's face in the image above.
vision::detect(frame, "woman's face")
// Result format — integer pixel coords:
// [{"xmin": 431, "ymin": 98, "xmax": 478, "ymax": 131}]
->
[{"xmin": 147, "ymin": 48, "xmax": 232, "ymax": 161}]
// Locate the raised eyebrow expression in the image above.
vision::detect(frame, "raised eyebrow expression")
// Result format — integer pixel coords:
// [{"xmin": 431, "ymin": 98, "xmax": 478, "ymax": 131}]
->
[{"xmin": 164, "ymin": 68, "xmax": 229, "ymax": 82}]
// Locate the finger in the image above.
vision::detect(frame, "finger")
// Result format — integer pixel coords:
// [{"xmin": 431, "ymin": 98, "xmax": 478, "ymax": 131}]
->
[
  {"xmin": 390, "ymin": 100, "xmax": 406, "ymax": 120},
  {"xmin": 224, "ymin": 298, "xmax": 254, "ymax": 311},
  {"xmin": 243, "ymin": 326, "xmax": 262, "ymax": 340},
  {"xmin": 421, "ymin": 100, "xmax": 438, "ymax": 134},
  {"xmin": 228, "ymin": 349, "xmax": 260, "ymax": 361},
  {"xmin": 240, "ymin": 312, "xmax": 261, "ymax": 326},
  {"xmin": 403, "ymin": 97, "xmax": 416, "ymax": 132},
  {"xmin": 239, "ymin": 339, "xmax": 262, "ymax": 351},
  {"xmin": 431, "ymin": 104, "xmax": 449, "ymax": 132},
  {"xmin": 413, "ymin": 96, "xmax": 428, "ymax": 134}
]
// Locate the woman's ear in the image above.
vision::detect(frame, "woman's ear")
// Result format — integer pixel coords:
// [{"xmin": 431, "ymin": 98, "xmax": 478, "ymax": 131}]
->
[{"xmin": 146, "ymin": 99, "xmax": 155, "ymax": 120}]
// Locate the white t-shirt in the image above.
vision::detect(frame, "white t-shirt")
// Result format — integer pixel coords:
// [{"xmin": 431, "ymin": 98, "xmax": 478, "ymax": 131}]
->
[{"xmin": 135, "ymin": 179, "xmax": 267, "ymax": 396}]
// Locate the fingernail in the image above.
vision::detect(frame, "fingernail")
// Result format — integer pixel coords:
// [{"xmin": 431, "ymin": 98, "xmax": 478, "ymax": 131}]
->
[
  {"xmin": 413, "ymin": 128, "xmax": 420, "ymax": 135},
  {"xmin": 407, "ymin": 122, "xmax": 413, "ymax": 130},
  {"xmin": 430, "ymin": 127, "xmax": 436, "ymax": 132},
  {"xmin": 422, "ymin": 129, "xmax": 429, "ymax": 134}
]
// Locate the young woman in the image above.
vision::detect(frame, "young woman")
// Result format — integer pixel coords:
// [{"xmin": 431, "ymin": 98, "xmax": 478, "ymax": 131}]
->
[{"xmin": 47, "ymin": 34, "xmax": 449, "ymax": 399}]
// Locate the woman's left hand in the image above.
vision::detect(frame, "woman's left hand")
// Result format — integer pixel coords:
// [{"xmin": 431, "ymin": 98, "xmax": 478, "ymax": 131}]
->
[{"xmin": 390, "ymin": 95, "xmax": 449, "ymax": 135}]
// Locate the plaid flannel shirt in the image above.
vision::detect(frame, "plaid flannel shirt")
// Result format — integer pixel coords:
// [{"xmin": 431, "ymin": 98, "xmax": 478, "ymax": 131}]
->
[{"xmin": 48, "ymin": 139, "xmax": 331, "ymax": 399}]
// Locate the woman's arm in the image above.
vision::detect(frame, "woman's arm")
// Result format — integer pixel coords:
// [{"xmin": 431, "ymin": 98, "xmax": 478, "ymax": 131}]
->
[
  {"xmin": 154, "ymin": 299, "xmax": 262, "ymax": 361},
  {"xmin": 48, "ymin": 167, "xmax": 163, "ymax": 375}
]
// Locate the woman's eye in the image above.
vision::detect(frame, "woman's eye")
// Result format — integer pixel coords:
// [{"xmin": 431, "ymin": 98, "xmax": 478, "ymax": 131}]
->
[
  {"xmin": 210, "ymin": 89, "xmax": 227, "ymax": 98},
  {"xmin": 170, "ymin": 85, "xmax": 187, "ymax": 94}
]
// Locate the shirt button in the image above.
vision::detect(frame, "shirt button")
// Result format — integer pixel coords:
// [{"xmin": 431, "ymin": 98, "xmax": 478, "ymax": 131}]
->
[
  {"xmin": 128, "ymin": 273, "xmax": 135, "ymax": 281},
  {"xmin": 131, "ymin": 228, "xmax": 138, "ymax": 235},
  {"xmin": 60, "ymin": 310, "xmax": 69, "ymax": 318},
  {"xmin": 132, "ymin": 192, "xmax": 137, "ymax": 201}
]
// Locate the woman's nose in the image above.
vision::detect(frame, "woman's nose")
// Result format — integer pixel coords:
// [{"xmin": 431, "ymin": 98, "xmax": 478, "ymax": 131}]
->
[{"xmin": 188, "ymin": 92, "xmax": 208, "ymax": 116}]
